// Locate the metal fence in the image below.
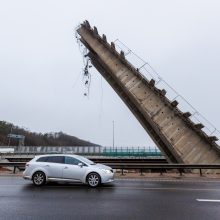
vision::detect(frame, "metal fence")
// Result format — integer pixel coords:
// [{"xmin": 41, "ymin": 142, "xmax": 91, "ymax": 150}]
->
[
  {"xmin": 103, "ymin": 147, "xmax": 162, "ymax": 157},
  {"xmin": 0, "ymin": 146, "xmax": 163, "ymax": 157}
]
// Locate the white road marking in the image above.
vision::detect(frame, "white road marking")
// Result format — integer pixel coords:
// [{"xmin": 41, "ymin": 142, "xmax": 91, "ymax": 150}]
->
[{"xmin": 197, "ymin": 199, "xmax": 220, "ymax": 202}]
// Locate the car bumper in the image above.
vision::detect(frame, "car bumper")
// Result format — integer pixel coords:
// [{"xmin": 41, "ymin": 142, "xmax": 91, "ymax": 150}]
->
[
  {"xmin": 23, "ymin": 175, "xmax": 32, "ymax": 180},
  {"xmin": 101, "ymin": 173, "xmax": 114, "ymax": 183},
  {"xmin": 103, "ymin": 178, "xmax": 114, "ymax": 183}
]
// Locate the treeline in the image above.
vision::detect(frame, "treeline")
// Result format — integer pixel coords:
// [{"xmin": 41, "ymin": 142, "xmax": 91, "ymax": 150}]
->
[{"xmin": 0, "ymin": 121, "xmax": 97, "ymax": 146}]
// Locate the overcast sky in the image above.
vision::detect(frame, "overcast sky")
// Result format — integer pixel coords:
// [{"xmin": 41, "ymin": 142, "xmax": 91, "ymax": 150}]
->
[{"xmin": 0, "ymin": 0, "xmax": 220, "ymax": 147}]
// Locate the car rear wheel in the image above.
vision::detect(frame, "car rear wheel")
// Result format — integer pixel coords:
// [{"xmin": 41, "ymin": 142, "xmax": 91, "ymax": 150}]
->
[
  {"xmin": 87, "ymin": 172, "xmax": 100, "ymax": 187},
  {"xmin": 32, "ymin": 171, "xmax": 46, "ymax": 186}
]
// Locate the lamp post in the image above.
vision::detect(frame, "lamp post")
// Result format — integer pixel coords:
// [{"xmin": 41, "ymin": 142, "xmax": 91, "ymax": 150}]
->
[
  {"xmin": 8, "ymin": 124, "xmax": 13, "ymax": 146},
  {"xmin": 112, "ymin": 120, "xmax": 115, "ymax": 149}
]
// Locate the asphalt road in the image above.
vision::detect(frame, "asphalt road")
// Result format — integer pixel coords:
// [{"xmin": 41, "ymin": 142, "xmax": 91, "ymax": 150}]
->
[{"xmin": 0, "ymin": 176, "xmax": 220, "ymax": 220}]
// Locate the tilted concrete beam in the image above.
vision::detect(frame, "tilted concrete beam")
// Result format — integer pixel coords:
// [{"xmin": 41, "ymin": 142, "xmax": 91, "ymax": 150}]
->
[{"xmin": 76, "ymin": 21, "xmax": 220, "ymax": 166}]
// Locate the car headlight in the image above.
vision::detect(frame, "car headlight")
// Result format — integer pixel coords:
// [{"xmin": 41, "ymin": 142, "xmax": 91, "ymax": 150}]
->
[{"xmin": 101, "ymin": 169, "xmax": 112, "ymax": 174}]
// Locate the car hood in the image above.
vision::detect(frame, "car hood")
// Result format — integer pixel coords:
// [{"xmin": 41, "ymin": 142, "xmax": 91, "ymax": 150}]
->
[{"xmin": 92, "ymin": 163, "xmax": 112, "ymax": 170}]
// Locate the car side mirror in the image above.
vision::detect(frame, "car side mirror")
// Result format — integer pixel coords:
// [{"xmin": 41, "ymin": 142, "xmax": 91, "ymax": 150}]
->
[{"xmin": 78, "ymin": 163, "xmax": 83, "ymax": 168}]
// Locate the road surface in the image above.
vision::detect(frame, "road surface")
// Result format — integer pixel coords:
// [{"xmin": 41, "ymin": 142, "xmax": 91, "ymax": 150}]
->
[{"xmin": 0, "ymin": 176, "xmax": 220, "ymax": 220}]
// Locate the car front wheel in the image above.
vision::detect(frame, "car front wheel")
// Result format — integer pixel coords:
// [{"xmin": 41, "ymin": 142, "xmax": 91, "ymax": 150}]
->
[
  {"xmin": 87, "ymin": 172, "xmax": 101, "ymax": 187},
  {"xmin": 32, "ymin": 171, "xmax": 46, "ymax": 186}
]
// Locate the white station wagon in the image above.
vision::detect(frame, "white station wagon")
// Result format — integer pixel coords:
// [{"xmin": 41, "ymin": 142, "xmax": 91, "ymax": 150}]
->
[{"xmin": 23, "ymin": 154, "xmax": 114, "ymax": 187}]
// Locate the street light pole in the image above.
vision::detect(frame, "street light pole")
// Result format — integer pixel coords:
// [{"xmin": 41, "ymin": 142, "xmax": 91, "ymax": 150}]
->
[
  {"xmin": 8, "ymin": 124, "xmax": 13, "ymax": 146},
  {"xmin": 112, "ymin": 120, "xmax": 115, "ymax": 149}
]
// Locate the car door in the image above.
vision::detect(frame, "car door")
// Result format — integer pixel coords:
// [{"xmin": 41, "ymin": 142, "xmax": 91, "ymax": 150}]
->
[
  {"xmin": 44, "ymin": 156, "xmax": 65, "ymax": 179},
  {"xmin": 62, "ymin": 156, "xmax": 87, "ymax": 181}
]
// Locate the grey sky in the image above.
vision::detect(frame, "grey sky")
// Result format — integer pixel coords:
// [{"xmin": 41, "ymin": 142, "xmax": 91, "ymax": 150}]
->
[{"xmin": 0, "ymin": 0, "xmax": 220, "ymax": 146}]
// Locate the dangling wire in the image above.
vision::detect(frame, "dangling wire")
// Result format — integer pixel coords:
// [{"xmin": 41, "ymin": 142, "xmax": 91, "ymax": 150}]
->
[
  {"xmin": 75, "ymin": 30, "xmax": 93, "ymax": 97},
  {"xmin": 82, "ymin": 56, "xmax": 92, "ymax": 97}
]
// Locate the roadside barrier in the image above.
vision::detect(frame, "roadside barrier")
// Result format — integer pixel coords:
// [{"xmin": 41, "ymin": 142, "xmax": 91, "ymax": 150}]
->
[{"xmin": 1, "ymin": 162, "xmax": 220, "ymax": 176}]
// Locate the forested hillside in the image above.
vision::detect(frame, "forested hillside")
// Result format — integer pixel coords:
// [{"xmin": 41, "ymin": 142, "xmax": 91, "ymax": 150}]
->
[{"xmin": 0, "ymin": 121, "xmax": 97, "ymax": 146}]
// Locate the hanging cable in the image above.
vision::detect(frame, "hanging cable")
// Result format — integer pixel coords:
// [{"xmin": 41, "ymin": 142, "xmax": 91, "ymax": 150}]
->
[{"xmin": 75, "ymin": 30, "xmax": 93, "ymax": 97}]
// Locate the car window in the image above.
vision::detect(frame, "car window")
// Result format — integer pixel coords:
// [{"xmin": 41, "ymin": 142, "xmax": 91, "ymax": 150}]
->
[
  {"xmin": 46, "ymin": 156, "xmax": 64, "ymax": 164},
  {"xmin": 76, "ymin": 155, "xmax": 96, "ymax": 165},
  {"xmin": 65, "ymin": 156, "xmax": 83, "ymax": 165},
  {"xmin": 36, "ymin": 156, "xmax": 49, "ymax": 162}
]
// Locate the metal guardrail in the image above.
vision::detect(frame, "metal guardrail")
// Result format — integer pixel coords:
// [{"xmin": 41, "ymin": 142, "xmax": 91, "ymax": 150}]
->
[
  {"xmin": 109, "ymin": 163, "xmax": 220, "ymax": 176},
  {"xmin": 0, "ymin": 162, "xmax": 25, "ymax": 166},
  {"xmin": 0, "ymin": 152, "xmax": 104, "ymax": 156},
  {"xmin": 1, "ymin": 162, "xmax": 220, "ymax": 176},
  {"xmin": 0, "ymin": 162, "xmax": 26, "ymax": 173},
  {"xmin": 91, "ymin": 158, "xmax": 167, "ymax": 163},
  {"xmin": 2, "ymin": 156, "xmax": 167, "ymax": 163}
]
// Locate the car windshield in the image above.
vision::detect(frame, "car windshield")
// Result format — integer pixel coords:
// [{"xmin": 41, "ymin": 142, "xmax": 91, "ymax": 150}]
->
[{"xmin": 77, "ymin": 156, "xmax": 96, "ymax": 165}]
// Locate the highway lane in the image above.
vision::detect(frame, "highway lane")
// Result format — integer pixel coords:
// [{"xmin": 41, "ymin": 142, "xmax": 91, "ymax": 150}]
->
[{"xmin": 0, "ymin": 177, "xmax": 220, "ymax": 220}]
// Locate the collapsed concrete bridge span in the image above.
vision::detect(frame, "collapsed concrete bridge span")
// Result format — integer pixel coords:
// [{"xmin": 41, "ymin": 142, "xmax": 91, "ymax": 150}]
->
[{"xmin": 76, "ymin": 20, "xmax": 220, "ymax": 164}]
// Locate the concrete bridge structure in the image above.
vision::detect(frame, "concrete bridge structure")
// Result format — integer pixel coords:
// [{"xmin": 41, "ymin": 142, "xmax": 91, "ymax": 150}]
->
[{"xmin": 76, "ymin": 20, "xmax": 220, "ymax": 165}]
